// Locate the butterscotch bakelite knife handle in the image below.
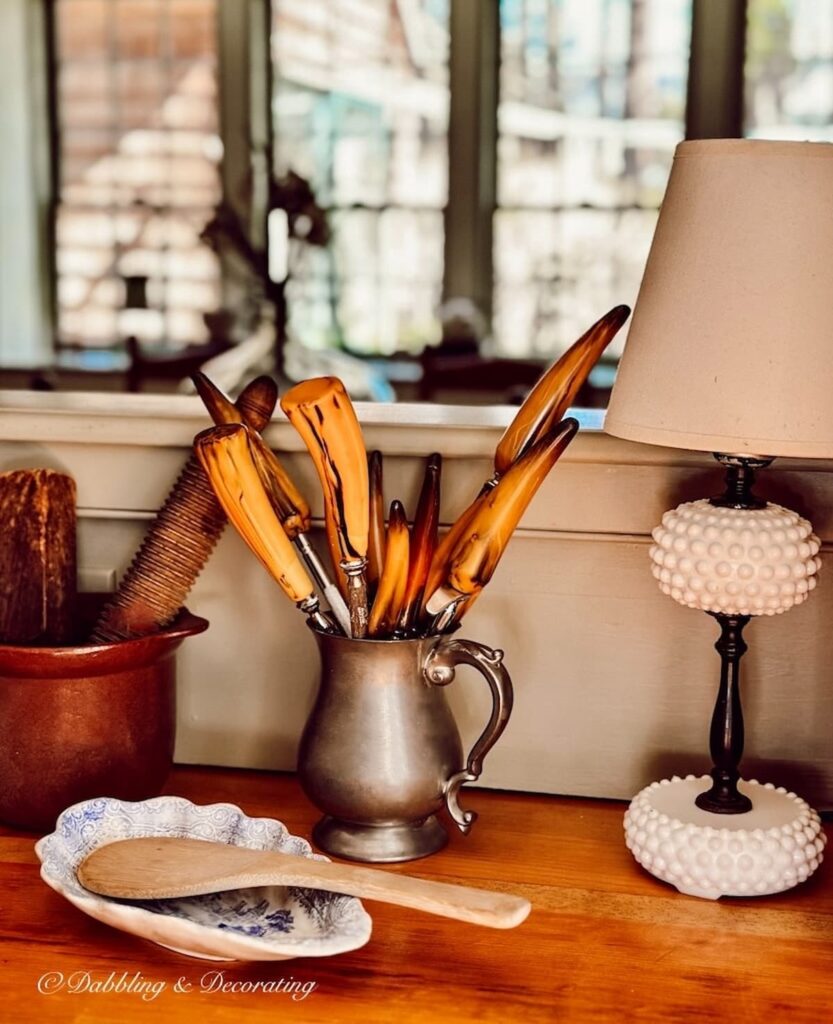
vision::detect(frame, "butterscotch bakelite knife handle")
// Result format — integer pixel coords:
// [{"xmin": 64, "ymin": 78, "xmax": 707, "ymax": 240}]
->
[
  {"xmin": 494, "ymin": 304, "xmax": 629, "ymax": 477},
  {"xmin": 280, "ymin": 377, "xmax": 370, "ymax": 563},
  {"xmin": 367, "ymin": 500, "xmax": 410, "ymax": 637},
  {"xmin": 427, "ymin": 418, "xmax": 579, "ymax": 618},
  {"xmin": 400, "ymin": 453, "xmax": 441, "ymax": 630},
  {"xmin": 281, "ymin": 377, "xmax": 370, "ymax": 637},
  {"xmin": 367, "ymin": 450, "xmax": 386, "ymax": 589},
  {"xmin": 193, "ymin": 372, "xmax": 311, "ymax": 539},
  {"xmin": 195, "ymin": 424, "xmax": 316, "ymax": 607}
]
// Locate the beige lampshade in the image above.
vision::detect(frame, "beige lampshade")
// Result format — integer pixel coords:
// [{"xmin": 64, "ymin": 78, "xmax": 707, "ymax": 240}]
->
[{"xmin": 605, "ymin": 139, "xmax": 833, "ymax": 459}]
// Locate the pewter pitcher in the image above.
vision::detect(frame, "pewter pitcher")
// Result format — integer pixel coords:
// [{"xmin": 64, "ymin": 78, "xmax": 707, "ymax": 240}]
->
[{"xmin": 297, "ymin": 628, "xmax": 513, "ymax": 863}]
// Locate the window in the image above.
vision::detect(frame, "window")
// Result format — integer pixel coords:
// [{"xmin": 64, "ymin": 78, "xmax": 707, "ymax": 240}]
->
[
  {"xmin": 495, "ymin": 0, "xmax": 691, "ymax": 358},
  {"xmin": 5, "ymin": 0, "xmax": 830, "ymax": 389},
  {"xmin": 745, "ymin": 0, "xmax": 833, "ymax": 140},
  {"xmin": 270, "ymin": 0, "xmax": 692, "ymax": 361},
  {"xmin": 271, "ymin": 0, "xmax": 450, "ymax": 355},
  {"xmin": 53, "ymin": 0, "xmax": 222, "ymax": 352}
]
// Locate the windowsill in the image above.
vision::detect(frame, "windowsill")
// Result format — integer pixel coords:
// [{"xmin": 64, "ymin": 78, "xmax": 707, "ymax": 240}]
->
[{"xmin": 0, "ymin": 390, "xmax": 829, "ymax": 475}]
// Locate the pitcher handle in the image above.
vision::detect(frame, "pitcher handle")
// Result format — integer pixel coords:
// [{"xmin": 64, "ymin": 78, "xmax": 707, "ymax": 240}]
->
[{"xmin": 424, "ymin": 637, "xmax": 514, "ymax": 834}]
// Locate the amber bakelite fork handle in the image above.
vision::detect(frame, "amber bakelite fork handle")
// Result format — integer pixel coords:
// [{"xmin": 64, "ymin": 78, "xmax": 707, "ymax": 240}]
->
[
  {"xmin": 493, "ymin": 304, "xmax": 629, "ymax": 476},
  {"xmin": 193, "ymin": 373, "xmax": 350, "ymax": 635},
  {"xmin": 421, "ymin": 306, "xmax": 628, "ymax": 620},
  {"xmin": 90, "ymin": 375, "xmax": 280, "ymax": 643},
  {"xmin": 193, "ymin": 372, "xmax": 310, "ymax": 537},
  {"xmin": 400, "ymin": 453, "xmax": 441, "ymax": 631},
  {"xmin": 281, "ymin": 377, "xmax": 370, "ymax": 638},
  {"xmin": 425, "ymin": 418, "xmax": 579, "ymax": 625},
  {"xmin": 367, "ymin": 500, "xmax": 410, "ymax": 637},
  {"xmin": 195, "ymin": 424, "xmax": 331, "ymax": 631}
]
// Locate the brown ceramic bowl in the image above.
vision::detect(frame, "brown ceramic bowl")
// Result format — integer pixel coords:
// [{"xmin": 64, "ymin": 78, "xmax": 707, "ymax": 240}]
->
[{"xmin": 0, "ymin": 603, "xmax": 207, "ymax": 832}]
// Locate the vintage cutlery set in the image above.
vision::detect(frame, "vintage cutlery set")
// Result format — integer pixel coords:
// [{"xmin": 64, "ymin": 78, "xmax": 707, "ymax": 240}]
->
[{"xmin": 192, "ymin": 304, "xmax": 630, "ymax": 643}]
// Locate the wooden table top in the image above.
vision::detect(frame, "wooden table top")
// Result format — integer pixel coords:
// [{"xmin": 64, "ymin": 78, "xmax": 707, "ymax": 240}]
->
[{"xmin": 3, "ymin": 766, "xmax": 833, "ymax": 1022}]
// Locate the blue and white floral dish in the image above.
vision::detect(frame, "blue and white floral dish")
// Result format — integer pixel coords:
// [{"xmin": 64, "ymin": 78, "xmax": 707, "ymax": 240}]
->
[{"xmin": 35, "ymin": 796, "xmax": 372, "ymax": 961}]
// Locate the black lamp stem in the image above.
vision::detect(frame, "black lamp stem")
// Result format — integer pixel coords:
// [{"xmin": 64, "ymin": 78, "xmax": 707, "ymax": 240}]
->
[{"xmin": 695, "ymin": 612, "xmax": 753, "ymax": 814}]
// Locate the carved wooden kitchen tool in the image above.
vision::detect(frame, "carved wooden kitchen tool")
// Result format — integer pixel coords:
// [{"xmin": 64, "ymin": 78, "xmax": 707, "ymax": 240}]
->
[
  {"xmin": 78, "ymin": 836, "xmax": 531, "ymax": 930},
  {"xmin": 0, "ymin": 469, "xmax": 77, "ymax": 645},
  {"xmin": 281, "ymin": 377, "xmax": 370, "ymax": 638},
  {"xmin": 423, "ymin": 306, "xmax": 628, "ymax": 616},
  {"xmin": 195, "ymin": 424, "xmax": 332, "ymax": 631},
  {"xmin": 367, "ymin": 500, "xmax": 410, "ymax": 637},
  {"xmin": 91, "ymin": 376, "xmax": 278, "ymax": 642},
  {"xmin": 193, "ymin": 372, "xmax": 350, "ymax": 635},
  {"xmin": 426, "ymin": 418, "xmax": 579, "ymax": 628}
]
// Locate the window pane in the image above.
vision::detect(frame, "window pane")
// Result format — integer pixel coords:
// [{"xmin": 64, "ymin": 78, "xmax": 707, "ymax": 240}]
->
[
  {"xmin": 272, "ymin": 0, "xmax": 449, "ymax": 354},
  {"xmin": 745, "ymin": 0, "xmax": 833, "ymax": 139},
  {"xmin": 54, "ymin": 0, "xmax": 222, "ymax": 350},
  {"xmin": 495, "ymin": 0, "xmax": 691, "ymax": 358}
]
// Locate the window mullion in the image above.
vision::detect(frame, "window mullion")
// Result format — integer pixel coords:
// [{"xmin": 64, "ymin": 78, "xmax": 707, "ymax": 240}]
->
[
  {"xmin": 217, "ymin": 0, "xmax": 271, "ymax": 253},
  {"xmin": 445, "ymin": 0, "xmax": 499, "ymax": 327},
  {"xmin": 686, "ymin": 0, "xmax": 748, "ymax": 139}
]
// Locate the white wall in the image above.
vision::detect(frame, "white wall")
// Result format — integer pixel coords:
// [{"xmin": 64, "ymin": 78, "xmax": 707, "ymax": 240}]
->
[
  {"xmin": 2, "ymin": 391, "xmax": 833, "ymax": 806},
  {"xmin": 0, "ymin": 0, "xmax": 52, "ymax": 366}
]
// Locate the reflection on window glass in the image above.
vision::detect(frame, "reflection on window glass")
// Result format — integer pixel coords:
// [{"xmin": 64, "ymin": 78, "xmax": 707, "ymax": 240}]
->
[
  {"xmin": 54, "ymin": 0, "xmax": 221, "ymax": 351},
  {"xmin": 495, "ymin": 0, "xmax": 691, "ymax": 358},
  {"xmin": 746, "ymin": 0, "xmax": 833, "ymax": 139},
  {"xmin": 272, "ymin": 0, "xmax": 449, "ymax": 355}
]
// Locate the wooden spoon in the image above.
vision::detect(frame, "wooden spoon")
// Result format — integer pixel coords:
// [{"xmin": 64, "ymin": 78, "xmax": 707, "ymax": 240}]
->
[{"xmin": 77, "ymin": 837, "xmax": 531, "ymax": 930}]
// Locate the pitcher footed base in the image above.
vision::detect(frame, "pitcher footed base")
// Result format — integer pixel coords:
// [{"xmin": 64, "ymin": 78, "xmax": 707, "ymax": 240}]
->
[{"xmin": 312, "ymin": 815, "xmax": 449, "ymax": 863}]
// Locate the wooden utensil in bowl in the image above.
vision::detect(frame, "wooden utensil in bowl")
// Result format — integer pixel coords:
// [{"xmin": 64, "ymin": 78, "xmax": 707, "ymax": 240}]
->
[{"xmin": 78, "ymin": 836, "xmax": 531, "ymax": 930}]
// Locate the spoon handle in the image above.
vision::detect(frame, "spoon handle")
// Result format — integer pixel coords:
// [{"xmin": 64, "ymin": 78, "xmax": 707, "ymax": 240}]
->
[{"xmin": 78, "ymin": 837, "xmax": 531, "ymax": 930}]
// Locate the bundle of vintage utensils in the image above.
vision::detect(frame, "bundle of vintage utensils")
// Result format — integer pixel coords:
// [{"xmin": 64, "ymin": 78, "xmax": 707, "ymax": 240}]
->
[{"xmin": 194, "ymin": 305, "xmax": 630, "ymax": 639}]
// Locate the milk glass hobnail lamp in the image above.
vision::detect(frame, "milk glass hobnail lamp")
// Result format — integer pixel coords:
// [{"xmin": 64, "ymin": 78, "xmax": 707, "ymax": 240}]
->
[{"xmin": 605, "ymin": 139, "xmax": 833, "ymax": 900}]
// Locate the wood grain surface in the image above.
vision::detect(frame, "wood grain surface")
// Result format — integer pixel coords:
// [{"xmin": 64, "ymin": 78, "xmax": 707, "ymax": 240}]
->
[
  {"xmin": 3, "ymin": 767, "xmax": 833, "ymax": 1023},
  {"xmin": 0, "ymin": 468, "xmax": 76, "ymax": 644}
]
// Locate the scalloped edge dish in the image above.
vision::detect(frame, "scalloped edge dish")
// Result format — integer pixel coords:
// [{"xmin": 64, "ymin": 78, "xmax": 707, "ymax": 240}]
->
[{"xmin": 35, "ymin": 795, "xmax": 372, "ymax": 961}]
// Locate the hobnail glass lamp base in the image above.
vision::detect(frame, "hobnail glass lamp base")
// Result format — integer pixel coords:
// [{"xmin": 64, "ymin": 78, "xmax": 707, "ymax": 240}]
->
[{"xmin": 624, "ymin": 775, "xmax": 826, "ymax": 900}]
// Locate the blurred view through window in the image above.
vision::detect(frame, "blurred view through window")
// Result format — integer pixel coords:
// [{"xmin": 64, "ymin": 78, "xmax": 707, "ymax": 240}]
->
[
  {"xmin": 745, "ymin": 0, "xmax": 833, "ymax": 140},
  {"xmin": 271, "ymin": 0, "xmax": 691, "ymax": 361},
  {"xmin": 271, "ymin": 0, "xmax": 450, "ymax": 357},
  {"xmin": 39, "ymin": 0, "xmax": 833, "ymax": 392},
  {"xmin": 54, "ymin": 0, "xmax": 222, "ymax": 353},
  {"xmin": 495, "ymin": 0, "xmax": 690, "ymax": 358}
]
